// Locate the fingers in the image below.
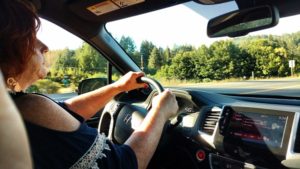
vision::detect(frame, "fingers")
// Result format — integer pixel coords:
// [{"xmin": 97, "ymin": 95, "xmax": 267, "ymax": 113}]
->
[
  {"xmin": 126, "ymin": 71, "xmax": 144, "ymax": 78},
  {"xmin": 152, "ymin": 89, "xmax": 179, "ymax": 119},
  {"xmin": 164, "ymin": 89, "xmax": 179, "ymax": 112},
  {"xmin": 135, "ymin": 72, "xmax": 147, "ymax": 88},
  {"xmin": 117, "ymin": 71, "xmax": 147, "ymax": 92},
  {"xmin": 155, "ymin": 89, "xmax": 175, "ymax": 102},
  {"xmin": 163, "ymin": 89, "xmax": 176, "ymax": 100},
  {"xmin": 128, "ymin": 71, "xmax": 147, "ymax": 89},
  {"xmin": 133, "ymin": 71, "xmax": 145, "ymax": 78}
]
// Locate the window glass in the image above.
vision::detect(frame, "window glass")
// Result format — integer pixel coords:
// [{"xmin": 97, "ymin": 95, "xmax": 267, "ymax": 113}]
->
[
  {"xmin": 27, "ymin": 19, "xmax": 121, "ymax": 97},
  {"xmin": 106, "ymin": 1, "xmax": 300, "ymax": 97}
]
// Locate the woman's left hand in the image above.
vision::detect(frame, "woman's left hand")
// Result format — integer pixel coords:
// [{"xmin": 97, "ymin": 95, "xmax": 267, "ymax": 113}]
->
[{"xmin": 113, "ymin": 71, "xmax": 147, "ymax": 92}]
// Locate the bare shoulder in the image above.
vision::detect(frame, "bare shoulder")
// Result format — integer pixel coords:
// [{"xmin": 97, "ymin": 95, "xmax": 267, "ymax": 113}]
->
[
  {"xmin": 14, "ymin": 94, "xmax": 53, "ymax": 107},
  {"xmin": 14, "ymin": 94, "xmax": 80, "ymax": 132}
]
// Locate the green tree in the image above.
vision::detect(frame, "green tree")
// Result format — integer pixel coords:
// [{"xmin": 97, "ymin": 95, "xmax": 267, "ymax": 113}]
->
[
  {"xmin": 55, "ymin": 48, "xmax": 77, "ymax": 68},
  {"xmin": 156, "ymin": 65, "xmax": 175, "ymax": 80},
  {"xmin": 76, "ymin": 43, "xmax": 107, "ymax": 73},
  {"xmin": 119, "ymin": 36, "xmax": 136, "ymax": 56},
  {"xmin": 148, "ymin": 47, "xmax": 163, "ymax": 71},
  {"xmin": 194, "ymin": 45, "xmax": 212, "ymax": 79},
  {"xmin": 131, "ymin": 51, "xmax": 141, "ymax": 68},
  {"xmin": 140, "ymin": 40, "xmax": 155, "ymax": 71},
  {"xmin": 119, "ymin": 36, "xmax": 140, "ymax": 67},
  {"xmin": 171, "ymin": 45, "xmax": 194, "ymax": 56},
  {"xmin": 49, "ymin": 48, "xmax": 77, "ymax": 80},
  {"xmin": 171, "ymin": 51, "xmax": 197, "ymax": 80},
  {"xmin": 163, "ymin": 47, "xmax": 172, "ymax": 64},
  {"xmin": 240, "ymin": 38, "xmax": 289, "ymax": 77},
  {"xmin": 280, "ymin": 31, "xmax": 300, "ymax": 73},
  {"xmin": 232, "ymin": 48, "xmax": 255, "ymax": 78},
  {"xmin": 208, "ymin": 40, "xmax": 237, "ymax": 80}
]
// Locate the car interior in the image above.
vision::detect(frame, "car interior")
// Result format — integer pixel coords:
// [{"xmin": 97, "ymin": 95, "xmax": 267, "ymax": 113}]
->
[{"xmin": 27, "ymin": 0, "xmax": 300, "ymax": 168}]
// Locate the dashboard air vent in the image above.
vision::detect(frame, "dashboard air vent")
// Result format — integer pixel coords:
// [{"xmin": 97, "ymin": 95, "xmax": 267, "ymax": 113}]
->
[
  {"xmin": 201, "ymin": 107, "xmax": 221, "ymax": 135},
  {"xmin": 294, "ymin": 121, "xmax": 300, "ymax": 152}
]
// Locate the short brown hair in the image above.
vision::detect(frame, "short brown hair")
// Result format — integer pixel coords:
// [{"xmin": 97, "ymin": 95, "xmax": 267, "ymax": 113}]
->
[{"xmin": 0, "ymin": 0, "xmax": 40, "ymax": 80}]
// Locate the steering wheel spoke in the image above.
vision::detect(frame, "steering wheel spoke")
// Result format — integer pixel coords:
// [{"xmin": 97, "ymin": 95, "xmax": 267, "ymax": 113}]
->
[{"xmin": 98, "ymin": 77, "xmax": 165, "ymax": 143}]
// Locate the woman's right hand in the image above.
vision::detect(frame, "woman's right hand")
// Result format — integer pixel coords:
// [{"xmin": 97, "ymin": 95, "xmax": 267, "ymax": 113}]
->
[
  {"xmin": 113, "ymin": 71, "xmax": 146, "ymax": 93},
  {"xmin": 151, "ymin": 89, "xmax": 179, "ymax": 121}
]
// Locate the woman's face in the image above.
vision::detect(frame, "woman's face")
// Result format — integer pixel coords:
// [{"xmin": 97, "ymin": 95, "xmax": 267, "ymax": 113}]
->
[{"xmin": 15, "ymin": 39, "xmax": 49, "ymax": 91}]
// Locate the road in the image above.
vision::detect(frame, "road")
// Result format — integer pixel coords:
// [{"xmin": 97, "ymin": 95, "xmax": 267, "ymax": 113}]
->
[
  {"xmin": 174, "ymin": 78, "xmax": 300, "ymax": 97},
  {"xmin": 47, "ymin": 78, "xmax": 300, "ymax": 101},
  {"xmin": 46, "ymin": 92, "xmax": 78, "ymax": 102}
]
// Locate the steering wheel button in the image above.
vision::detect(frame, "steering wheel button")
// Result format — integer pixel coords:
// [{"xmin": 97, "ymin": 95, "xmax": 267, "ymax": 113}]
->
[{"xmin": 196, "ymin": 150, "xmax": 206, "ymax": 162}]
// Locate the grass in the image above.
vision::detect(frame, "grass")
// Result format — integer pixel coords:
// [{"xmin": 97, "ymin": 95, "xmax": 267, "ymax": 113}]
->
[
  {"xmin": 57, "ymin": 87, "xmax": 76, "ymax": 93},
  {"xmin": 30, "ymin": 73, "xmax": 300, "ymax": 94},
  {"xmin": 156, "ymin": 75, "xmax": 300, "ymax": 87}
]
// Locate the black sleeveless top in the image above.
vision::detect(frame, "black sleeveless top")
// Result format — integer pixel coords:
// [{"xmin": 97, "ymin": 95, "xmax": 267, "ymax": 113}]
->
[{"xmin": 11, "ymin": 92, "xmax": 137, "ymax": 169}]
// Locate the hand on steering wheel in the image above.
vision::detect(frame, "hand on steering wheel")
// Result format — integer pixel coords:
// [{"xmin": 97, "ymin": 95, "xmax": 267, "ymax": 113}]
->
[
  {"xmin": 98, "ymin": 75, "xmax": 177, "ymax": 144},
  {"xmin": 137, "ymin": 76, "xmax": 164, "ymax": 93}
]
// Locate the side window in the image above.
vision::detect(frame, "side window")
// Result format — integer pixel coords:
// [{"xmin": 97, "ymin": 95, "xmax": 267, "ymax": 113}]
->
[{"xmin": 27, "ymin": 19, "xmax": 121, "ymax": 97}]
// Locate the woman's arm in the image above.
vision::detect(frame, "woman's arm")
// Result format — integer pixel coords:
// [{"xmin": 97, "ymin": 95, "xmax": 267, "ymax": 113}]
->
[
  {"xmin": 65, "ymin": 71, "xmax": 179, "ymax": 169},
  {"xmin": 64, "ymin": 71, "xmax": 146, "ymax": 120},
  {"xmin": 0, "ymin": 71, "xmax": 32, "ymax": 169},
  {"xmin": 125, "ymin": 90, "xmax": 178, "ymax": 169}
]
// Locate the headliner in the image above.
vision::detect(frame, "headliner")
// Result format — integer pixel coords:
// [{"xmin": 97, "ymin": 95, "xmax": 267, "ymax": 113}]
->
[{"xmin": 33, "ymin": 0, "xmax": 300, "ymax": 45}]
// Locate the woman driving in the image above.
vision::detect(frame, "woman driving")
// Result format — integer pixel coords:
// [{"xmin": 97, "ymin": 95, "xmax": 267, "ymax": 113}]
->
[{"xmin": 0, "ymin": 0, "xmax": 178, "ymax": 169}]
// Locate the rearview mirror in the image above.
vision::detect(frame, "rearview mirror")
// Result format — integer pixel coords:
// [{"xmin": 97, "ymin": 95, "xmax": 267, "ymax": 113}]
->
[
  {"xmin": 207, "ymin": 5, "xmax": 279, "ymax": 37},
  {"xmin": 78, "ymin": 78, "xmax": 109, "ymax": 95}
]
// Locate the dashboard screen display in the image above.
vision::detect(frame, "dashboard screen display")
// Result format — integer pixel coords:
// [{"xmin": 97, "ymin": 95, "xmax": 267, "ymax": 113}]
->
[{"xmin": 228, "ymin": 111, "xmax": 287, "ymax": 148}]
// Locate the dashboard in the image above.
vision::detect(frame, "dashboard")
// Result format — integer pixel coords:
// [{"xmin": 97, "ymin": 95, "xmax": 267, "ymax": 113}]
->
[
  {"xmin": 101, "ymin": 88, "xmax": 300, "ymax": 169},
  {"xmin": 170, "ymin": 89, "xmax": 300, "ymax": 169}
]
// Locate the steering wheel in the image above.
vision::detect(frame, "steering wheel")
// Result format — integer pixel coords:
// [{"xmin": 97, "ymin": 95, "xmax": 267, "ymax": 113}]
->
[
  {"xmin": 137, "ymin": 76, "xmax": 164, "ymax": 93},
  {"xmin": 98, "ymin": 76, "xmax": 165, "ymax": 143}
]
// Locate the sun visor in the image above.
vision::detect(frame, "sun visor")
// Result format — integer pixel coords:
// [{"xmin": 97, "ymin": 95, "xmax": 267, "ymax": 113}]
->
[
  {"xmin": 196, "ymin": 0, "xmax": 234, "ymax": 5},
  {"xmin": 186, "ymin": 1, "xmax": 238, "ymax": 19},
  {"xmin": 68, "ymin": 0, "xmax": 189, "ymax": 23}
]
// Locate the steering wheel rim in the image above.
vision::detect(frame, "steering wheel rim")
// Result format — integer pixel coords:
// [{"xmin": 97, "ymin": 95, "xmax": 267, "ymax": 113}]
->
[
  {"xmin": 137, "ymin": 76, "xmax": 164, "ymax": 93},
  {"xmin": 98, "ymin": 76, "xmax": 165, "ymax": 143}
]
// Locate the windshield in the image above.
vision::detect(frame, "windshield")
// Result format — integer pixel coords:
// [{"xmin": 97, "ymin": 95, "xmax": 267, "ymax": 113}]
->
[{"xmin": 106, "ymin": 1, "xmax": 300, "ymax": 98}]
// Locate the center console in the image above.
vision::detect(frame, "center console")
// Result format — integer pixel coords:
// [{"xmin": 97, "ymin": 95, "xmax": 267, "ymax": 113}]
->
[{"xmin": 210, "ymin": 106, "xmax": 298, "ymax": 169}]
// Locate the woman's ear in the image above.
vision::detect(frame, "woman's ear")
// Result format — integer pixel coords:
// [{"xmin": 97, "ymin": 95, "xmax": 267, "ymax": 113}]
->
[
  {"xmin": 7, "ymin": 77, "xmax": 17, "ymax": 89},
  {"xmin": 6, "ymin": 77, "xmax": 22, "ymax": 92}
]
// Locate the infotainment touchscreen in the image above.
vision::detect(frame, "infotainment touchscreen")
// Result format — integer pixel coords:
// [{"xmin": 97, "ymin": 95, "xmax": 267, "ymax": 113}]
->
[{"xmin": 227, "ymin": 111, "xmax": 287, "ymax": 148}]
